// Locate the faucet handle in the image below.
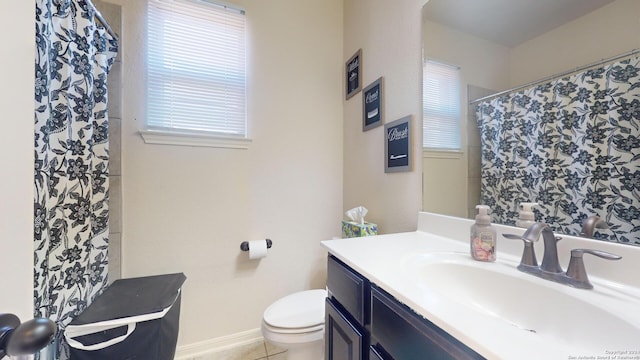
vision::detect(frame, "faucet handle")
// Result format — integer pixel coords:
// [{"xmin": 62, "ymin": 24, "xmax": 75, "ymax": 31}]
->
[
  {"xmin": 571, "ymin": 249, "xmax": 621, "ymax": 260},
  {"xmin": 502, "ymin": 233, "xmax": 538, "ymax": 268},
  {"xmin": 502, "ymin": 233, "xmax": 528, "ymax": 241},
  {"xmin": 565, "ymin": 249, "xmax": 622, "ymax": 289}
]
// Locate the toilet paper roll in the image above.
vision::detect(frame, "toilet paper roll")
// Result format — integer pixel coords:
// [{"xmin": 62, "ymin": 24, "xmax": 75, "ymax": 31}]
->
[{"xmin": 248, "ymin": 240, "xmax": 268, "ymax": 260}]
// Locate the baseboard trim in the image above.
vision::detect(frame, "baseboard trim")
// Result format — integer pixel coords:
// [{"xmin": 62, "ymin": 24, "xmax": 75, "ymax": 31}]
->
[{"xmin": 174, "ymin": 328, "xmax": 263, "ymax": 359}]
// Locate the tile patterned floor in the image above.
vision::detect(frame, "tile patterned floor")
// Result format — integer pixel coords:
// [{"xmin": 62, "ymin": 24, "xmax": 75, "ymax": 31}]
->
[{"xmin": 190, "ymin": 340, "xmax": 287, "ymax": 360}]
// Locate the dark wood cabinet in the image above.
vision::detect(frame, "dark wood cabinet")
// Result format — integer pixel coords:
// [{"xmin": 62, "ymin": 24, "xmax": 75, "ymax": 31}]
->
[
  {"xmin": 326, "ymin": 255, "xmax": 484, "ymax": 360},
  {"xmin": 325, "ymin": 298, "xmax": 364, "ymax": 360},
  {"xmin": 370, "ymin": 286, "xmax": 484, "ymax": 360},
  {"xmin": 369, "ymin": 346, "xmax": 386, "ymax": 360},
  {"xmin": 327, "ymin": 255, "xmax": 369, "ymax": 325},
  {"xmin": 326, "ymin": 256, "xmax": 367, "ymax": 360}
]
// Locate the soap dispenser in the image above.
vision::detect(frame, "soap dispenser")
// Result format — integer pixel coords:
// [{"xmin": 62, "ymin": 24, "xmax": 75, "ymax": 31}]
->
[
  {"xmin": 516, "ymin": 202, "xmax": 539, "ymax": 228},
  {"xmin": 470, "ymin": 205, "xmax": 497, "ymax": 262}
]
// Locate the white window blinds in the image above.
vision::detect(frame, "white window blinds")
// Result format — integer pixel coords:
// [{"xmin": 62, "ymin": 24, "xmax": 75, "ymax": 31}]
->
[
  {"xmin": 147, "ymin": 0, "xmax": 246, "ymax": 137},
  {"xmin": 423, "ymin": 60, "xmax": 461, "ymax": 150}
]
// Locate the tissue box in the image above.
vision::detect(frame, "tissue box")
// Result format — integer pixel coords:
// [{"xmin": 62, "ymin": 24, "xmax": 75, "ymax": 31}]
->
[{"xmin": 341, "ymin": 220, "xmax": 378, "ymax": 238}]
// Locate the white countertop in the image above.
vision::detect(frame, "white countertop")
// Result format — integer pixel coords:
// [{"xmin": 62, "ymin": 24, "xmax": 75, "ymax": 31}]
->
[{"xmin": 321, "ymin": 212, "xmax": 640, "ymax": 360}]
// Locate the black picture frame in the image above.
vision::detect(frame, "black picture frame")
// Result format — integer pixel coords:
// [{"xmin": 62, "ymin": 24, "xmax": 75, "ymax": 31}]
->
[
  {"xmin": 345, "ymin": 49, "xmax": 362, "ymax": 100},
  {"xmin": 384, "ymin": 115, "xmax": 412, "ymax": 173},
  {"xmin": 363, "ymin": 77, "xmax": 383, "ymax": 131}
]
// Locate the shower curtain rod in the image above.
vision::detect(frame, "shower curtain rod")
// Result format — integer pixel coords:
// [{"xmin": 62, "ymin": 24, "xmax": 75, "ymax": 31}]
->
[
  {"xmin": 470, "ymin": 48, "xmax": 640, "ymax": 105},
  {"xmin": 87, "ymin": 0, "xmax": 119, "ymax": 40}
]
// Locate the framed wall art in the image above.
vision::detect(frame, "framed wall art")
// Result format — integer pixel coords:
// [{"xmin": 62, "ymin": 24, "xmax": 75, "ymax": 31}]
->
[
  {"xmin": 345, "ymin": 49, "xmax": 362, "ymax": 100},
  {"xmin": 384, "ymin": 115, "xmax": 412, "ymax": 173},
  {"xmin": 363, "ymin": 77, "xmax": 383, "ymax": 131}
]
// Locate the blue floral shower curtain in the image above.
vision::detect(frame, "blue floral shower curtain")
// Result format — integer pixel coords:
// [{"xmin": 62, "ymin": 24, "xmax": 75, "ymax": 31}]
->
[
  {"xmin": 476, "ymin": 55, "xmax": 640, "ymax": 245},
  {"xmin": 34, "ymin": 0, "xmax": 117, "ymax": 358}
]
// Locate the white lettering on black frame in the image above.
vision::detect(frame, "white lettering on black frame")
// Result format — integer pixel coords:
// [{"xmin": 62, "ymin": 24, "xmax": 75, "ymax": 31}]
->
[
  {"xmin": 384, "ymin": 115, "xmax": 412, "ymax": 173},
  {"xmin": 346, "ymin": 49, "xmax": 362, "ymax": 100},
  {"xmin": 363, "ymin": 77, "xmax": 383, "ymax": 131}
]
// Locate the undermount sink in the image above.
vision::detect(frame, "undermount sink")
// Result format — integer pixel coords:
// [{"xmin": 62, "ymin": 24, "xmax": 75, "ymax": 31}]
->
[{"xmin": 403, "ymin": 252, "xmax": 640, "ymax": 352}]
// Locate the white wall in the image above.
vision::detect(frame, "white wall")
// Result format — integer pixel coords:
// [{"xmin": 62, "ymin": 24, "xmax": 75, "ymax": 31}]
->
[
  {"xmin": 107, "ymin": 0, "xmax": 343, "ymax": 345},
  {"xmin": 343, "ymin": 0, "xmax": 425, "ymax": 234},
  {"xmin": 510, "ymin": 0, "xmax": 640, "ymax": 87},
  {"xmin": 421, "ymin": 19, "xmax": 510, "ymax": 217},
  {"xmin": 0, "ymin": 0, "xmax": 35, "ymax": 321}
]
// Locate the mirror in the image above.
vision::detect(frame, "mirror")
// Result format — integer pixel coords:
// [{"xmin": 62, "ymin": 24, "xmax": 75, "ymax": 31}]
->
[{"xmin": 421, "ymin": 0, "xmax": 640, "ymax": 244}]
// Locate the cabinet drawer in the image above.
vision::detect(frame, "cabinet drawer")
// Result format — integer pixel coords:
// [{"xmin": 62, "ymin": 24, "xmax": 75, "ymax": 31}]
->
[
  {"xmin": 370, "ymin": 286, "xmax": 484, "ymax": 360},
  {"xmin": 327, "ymin": 255, "xmax": 369, "ymax": 325}
]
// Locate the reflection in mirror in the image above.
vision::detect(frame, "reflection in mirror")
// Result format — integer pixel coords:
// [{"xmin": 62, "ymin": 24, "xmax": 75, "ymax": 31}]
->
[{"xmin": 421, "ymin": 0, "xmax": 640, "ymax": 244}]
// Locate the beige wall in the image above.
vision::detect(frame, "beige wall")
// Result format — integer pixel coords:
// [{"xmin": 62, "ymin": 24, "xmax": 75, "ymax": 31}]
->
[
  {"xmin": 421, "ymin": 19, "xmax": 510, "ymax": 217},
  {"xmin": 343, "ymin": 0, "xmax": 425, "ymax": 234},
  {"xmin": 107, "ymin": 0, "xmax": 343, "ymax": 345},
  {"xmin": 0, "ymin": 0, "xmax": 34, "ymax": 320},
  {"xmin": 424, "ymin": 20, "xmax": 511, "ymax": 94},
  {"xmin": 510, "ymin": 0, "xmax": 640, "ymax": 87}
]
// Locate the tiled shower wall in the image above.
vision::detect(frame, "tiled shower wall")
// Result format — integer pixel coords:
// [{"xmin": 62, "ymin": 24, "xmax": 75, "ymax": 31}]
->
[{"xmin": 93, "ymin": 0, "xmax": 122, "ymax": 282}]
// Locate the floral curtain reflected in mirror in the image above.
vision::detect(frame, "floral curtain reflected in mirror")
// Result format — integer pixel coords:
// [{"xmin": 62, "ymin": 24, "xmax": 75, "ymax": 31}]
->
[{"xmin": 475, "ymin": 54, "xmax": 640, "ymax": 245}]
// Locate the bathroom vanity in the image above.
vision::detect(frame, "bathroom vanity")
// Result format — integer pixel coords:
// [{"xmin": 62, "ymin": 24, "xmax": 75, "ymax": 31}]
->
[
  {"xmin": 326, "ymin": 254, "xmax": 482, "ymax": 359},
  {"xmin": 322, "ymin": 212, "xmax": 640, "ymax": 360}
]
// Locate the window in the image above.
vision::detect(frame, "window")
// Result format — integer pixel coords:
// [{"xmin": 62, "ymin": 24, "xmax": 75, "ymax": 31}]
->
[
  {"xmin": 423, "ymin": 60, "xmax": 461, "ymax": 150},
  {"xmin": 144, "ymin": 0, "xmax": 247, "ymax": 147}
]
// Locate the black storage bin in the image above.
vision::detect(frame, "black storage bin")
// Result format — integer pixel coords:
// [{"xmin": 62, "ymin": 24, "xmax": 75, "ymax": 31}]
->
[{"xmin": 65, "ymin": 273, "xmax": 186, "ymax": 360}]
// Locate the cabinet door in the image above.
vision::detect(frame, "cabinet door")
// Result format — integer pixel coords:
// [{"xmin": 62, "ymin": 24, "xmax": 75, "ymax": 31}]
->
[
  {"xmin": 370, "ymin": 286, "xmax": 484, "ymax": 360},
  {"xmin": 325, "ymin": 298, "xmax": 364, "ymax": 360},
  {"xmin": 369, "ymin": 346, "xmax": 387, "ymax": 360}
]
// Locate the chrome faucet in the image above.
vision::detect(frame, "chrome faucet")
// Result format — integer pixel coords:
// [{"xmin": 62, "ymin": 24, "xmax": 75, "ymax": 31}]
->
[
  {"xmin": 504, "ymin": 222, "xmax": 621, "ymax": 289},
  {"xmin": 504, "ymin": 222, "xmax": 562, "ymax": 273},
  {"xmin": 521, "ymin": 222, "xmax": 562, "ymax": 273},
  {"xmin": 580, "ymin": 215, "xmax": 609, "ymax": 238}
]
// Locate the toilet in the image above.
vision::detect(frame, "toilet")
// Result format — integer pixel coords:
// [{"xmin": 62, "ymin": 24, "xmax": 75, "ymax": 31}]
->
[{"xmin": 261, "ymin": 289, "xmax": 327, "ymax": 360}]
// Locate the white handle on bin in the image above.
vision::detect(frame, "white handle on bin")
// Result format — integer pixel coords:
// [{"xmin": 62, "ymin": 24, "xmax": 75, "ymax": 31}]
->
[
  {"xmin": 64, "ymin": 292, "xmax": 179, "ymax": 351},
  {"xmin": 66, "ymin": 323, "xmax": 136, "ymax": 351}
]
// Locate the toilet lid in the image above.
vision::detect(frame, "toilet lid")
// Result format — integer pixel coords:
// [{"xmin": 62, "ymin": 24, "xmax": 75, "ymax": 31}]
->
[{"xmin": 263, "ymin": 289, "xmax": 327, "ymax": 329}]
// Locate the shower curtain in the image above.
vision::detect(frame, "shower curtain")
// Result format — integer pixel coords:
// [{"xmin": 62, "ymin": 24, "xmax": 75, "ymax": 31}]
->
[
  {"xmin": 34, "ymin": 0, "xmax": 117, "ymax": 358},
  {"xmin": 475, "ymin": 55, "xmax": 640, "ymax": 245}
]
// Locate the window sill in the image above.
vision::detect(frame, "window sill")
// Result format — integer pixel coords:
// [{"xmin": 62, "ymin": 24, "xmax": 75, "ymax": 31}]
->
[
  {"xmin": 423, "ymin": 149, "xmax": 463, "ymax": 159},
  {"xmin": 139, "ymin": 129, "xmax": 252, "ymax": 149}
]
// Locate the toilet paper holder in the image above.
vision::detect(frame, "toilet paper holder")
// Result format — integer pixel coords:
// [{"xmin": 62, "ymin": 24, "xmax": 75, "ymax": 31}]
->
[{"xmin": 240, "ymin": 239, "xmax": 272, "ymax": 252}]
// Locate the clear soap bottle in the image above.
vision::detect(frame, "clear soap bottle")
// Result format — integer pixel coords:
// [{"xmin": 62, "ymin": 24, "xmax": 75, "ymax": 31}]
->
[
  {"xmin": 470, "ymin": 205, "xmax": 497, "ymax": 262},
  {"xmin": 516, "ymin": 202, "xmax": 539, "ymax": 228}
]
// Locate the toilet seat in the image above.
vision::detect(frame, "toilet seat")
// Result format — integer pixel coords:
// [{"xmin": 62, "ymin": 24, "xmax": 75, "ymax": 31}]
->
[
  {"xmin": 263, "ymin": 289, "xmax": 327, "ymax": 330},
  {"xmin": 261, "ymin": 321, "xmax": 324, "ymax": 345},
  {"xmin": 262, "ymin": 322, "xmax": 324, "ymax": 334}
]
